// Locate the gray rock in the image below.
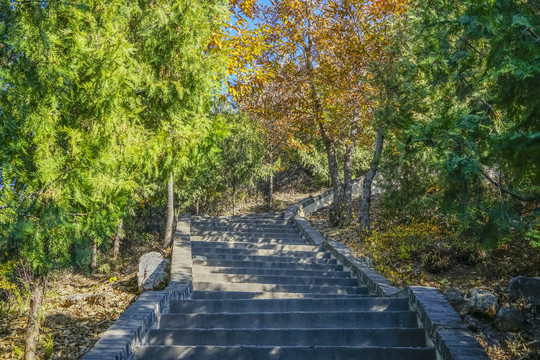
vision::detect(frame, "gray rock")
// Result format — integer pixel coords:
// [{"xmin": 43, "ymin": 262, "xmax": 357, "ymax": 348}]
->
[
  {"xmin": 495, "ymin": 307, "xmax": 525, "ymax": 332},
  {"xmin": 463, "ymin": 314, "xmax": 482, "ymax": 332},
  {"xmin": 444, "ymin": 288, "xmax": 465, "ymax": 306},
  {"xmin": 508, "ymin": 276, "xmax": 540, "ymax": 301},
  {"xmin": 468, "ymin": 288, "xmax": 498, "ymax": 318},
  {"xmin": 138, "ymin": 252, "xmax": 170, "ymax": 292}
]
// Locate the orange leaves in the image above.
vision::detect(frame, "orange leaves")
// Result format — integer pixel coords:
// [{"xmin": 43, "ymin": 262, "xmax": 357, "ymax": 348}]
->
[{"xmin": 228, "ymin": 0, "xmax": 408, "ymax": 150}]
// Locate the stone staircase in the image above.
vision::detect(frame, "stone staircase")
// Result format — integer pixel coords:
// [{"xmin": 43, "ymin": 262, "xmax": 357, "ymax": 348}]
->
[{"xmin": 134, "ymin": 214, "xmax": 438, "ymax": 359}]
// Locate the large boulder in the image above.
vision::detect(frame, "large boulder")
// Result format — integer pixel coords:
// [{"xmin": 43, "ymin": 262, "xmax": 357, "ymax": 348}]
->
[
  {"xmin": 468, "ymin": 288, "xmax": 498, "ymax": 318},
  {"xmin": 507, "ymin": 276, "xmax": 540, "ymax": 301},
  {"xmin": 137, "ymin": 252, "xmax": 170, "ymax": 292}
]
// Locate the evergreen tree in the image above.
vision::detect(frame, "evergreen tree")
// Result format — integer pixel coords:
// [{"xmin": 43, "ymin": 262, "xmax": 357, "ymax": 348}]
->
[
  {"xmin": 381, "ymin": 0, "xmax": 540, "ymax": 245},
  {"xmin": 130, "ymin": 0, "xmax": 229, "ymax": 247},
  {"xmin": 0, "ymin": 0, "xmax": 229, "ymax": 356}
]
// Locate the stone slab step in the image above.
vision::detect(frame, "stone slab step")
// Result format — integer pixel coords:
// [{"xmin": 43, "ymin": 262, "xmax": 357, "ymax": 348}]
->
[
  {"xmin": 190, "ymin": 246, "xmax": 326, "ymax": 258},
  {"xmin": 192, "ymin": 223, "xmax": 299, "ymax": 229},
  {"xmin": 193, "ymin": 282, "xmax": 369, "ymax": 295},
  {"xmin": 158, "ymin": 311, "xmax": 419, "ymax": 329},
  {"xmin": 190, "ymin": 291, "xmax": 372, "ymax": 300},
  {"xmin": 191, "ymin": 232, "xmax": 304, "ymax": 240},
  {"xmin": 146, "ymin": 328, "xmax": 428, "ymax": 347},
  {"xmin": 135, "ymin": 345, "xmax": 437, "ymax": 360},
  {"xmin": 191, "ymin": 219, "xmax": 290, "ymax": 226},
  {"xmin": 170, "ymin": 298, "xmax": 408, "ymax": 313},
  {"xmin": 193, "ymin": 253, "xmax": 334, "ymax": 264},
  {"xmin": 193, "ymin": 273, "xmax": 360, "ymax": 287},
  {"xmin": 191, "ymin": 236, "xmax": 307, "ymax": 244},
  {"xmin": 192, "ymin": 259, "xmax": 344, "ymax": 271},
  {"xmin": 193, "ymin": 265, "xmax": 352, "ymax": 278},
  {"xmin": 191, "ymin": 228, "xmax": 302, "ymax": 238},
  {"xmin": 190, "ymin": 240, "xmax": 320, "ymax": 252},
  {"xmin": 191, "ymin": 226, "xmax": 300, "ymax": 235}
]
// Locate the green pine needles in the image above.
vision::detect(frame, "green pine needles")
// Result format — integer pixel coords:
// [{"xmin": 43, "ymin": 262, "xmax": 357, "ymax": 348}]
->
[
  {"xmin": 380, "ymin": 0, "xmax": 540, "ymax": 247},
  {"xmin": 0, "ymin": 0, "xmax": 229, "ymax": 277}
]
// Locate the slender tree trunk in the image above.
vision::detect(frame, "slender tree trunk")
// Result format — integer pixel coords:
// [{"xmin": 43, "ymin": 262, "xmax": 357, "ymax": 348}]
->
[
  {"xmin": 343, "ymin": 142, "xmax": 354, "ymax": 219},
  {"xmin": 195, "ymin": 199, "xmax": 199, "ymax": 214},
  {"xmin": 343, "ymin": 111, "xmax": 359, "ymax": 219},
  {"xmin": 268, "ymin": 152, "xmax": 274, "ymax": 210},
  {"xmin": 163, "ymin": 172, "xmax": 175, "ymax": 249},
  {"xmin": 320, "ymin": 130, "xmax": 344, "ymax": 225},
  {"xmin": 112, "ymin": 219, "xmax": 123, "ymax": 267},
  {"xmin": 91, "ymin": 239, "xmax": 97, "ymax": 274},
  {"xmin": 361, "ymin": 127, "xmax": 384, "ymax": 230},
  {"xmin": 25, "ymin": 276, "xmax": 46, "ymax": 360},
  {"xmin": 232, "ymin": 183, "xmax": 236, "ymax": 216}
]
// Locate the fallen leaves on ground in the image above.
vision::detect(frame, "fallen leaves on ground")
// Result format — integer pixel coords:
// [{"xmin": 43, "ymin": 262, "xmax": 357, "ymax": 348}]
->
[{"xmin": 0, "ymin": 270, "xmax": 138, "ymax": 360}]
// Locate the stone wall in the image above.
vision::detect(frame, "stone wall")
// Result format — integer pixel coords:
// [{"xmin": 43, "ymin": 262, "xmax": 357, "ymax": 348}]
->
[{"xmin": 283, "ymin": 177, "xmax": 382, "ymax": 219}]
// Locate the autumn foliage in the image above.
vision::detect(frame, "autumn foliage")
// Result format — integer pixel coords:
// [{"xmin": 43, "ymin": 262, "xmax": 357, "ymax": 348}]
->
[{"xmin": 226, "ymin": 0, "xmax": 408, "ymax": 223}]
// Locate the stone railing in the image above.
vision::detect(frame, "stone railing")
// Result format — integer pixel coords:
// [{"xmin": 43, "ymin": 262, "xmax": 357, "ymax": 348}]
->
[
  {"xmin": 292, "ymin": 215, "xmax": 489, "ymax": 360},
  {"xmin": 82, "ymin": 216, "xmax": 193, "ymax": 360},
  {"xmin": 283, "ymin": 177, "xmax": 382, "ymax": 219}
]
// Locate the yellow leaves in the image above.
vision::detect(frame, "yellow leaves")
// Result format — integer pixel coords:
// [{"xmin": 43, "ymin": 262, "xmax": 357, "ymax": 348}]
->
[
  {"xmin": 227, "ymin": 0, "xmax": 408, "ymax": 148},
  {"xmin": 229, "ymin": 0, "xmax": 257, "ymax": 18},
  {"xmin": 0, "ymin": 261, "xmax": 16, "ymax": 292}
]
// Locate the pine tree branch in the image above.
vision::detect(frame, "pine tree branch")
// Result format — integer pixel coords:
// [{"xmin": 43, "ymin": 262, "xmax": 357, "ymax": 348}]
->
[
  {"xmin": 526, "ymin": 27, "xmax": 540, "ymax": 42},
  {"xmin": 478, "ymin": 167, "xmax": 540, "ymax": 202},
  {"xmin": 27, "ymin": 169, "xmax": 69, "ymax": 200}
]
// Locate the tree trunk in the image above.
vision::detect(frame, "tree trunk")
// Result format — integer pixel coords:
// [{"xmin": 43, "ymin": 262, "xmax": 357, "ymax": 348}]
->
[
  {"xmin": 268, "ymin": 152, "xmax": 274, "ymax": 210},
  {"xmin": 343, "ymin": 141, "xmax": 354, "ymax": 219},
  {"xmin": 232, "ymin": 184, "xmax": 236, "ymax": 216},
  {"xmin": 163, "ymin": 172, "xmax": 175, "ymax": 249},
  {"xmin": 91, "ymin": 239, "xmax": 97, "ymax": 274},
  {"xmin": 343, "ymin": 110, "xmax": 359, "ymax": 219},
  {"xmin": 112, "ymin": 219, "xmax": 123, "ymax": 267},
  {"xmin": 195, "ymin": 199, "xmax": 199, "ymax": 214},
  {"xmin": 361, "ymin": 127, "xmax": 384, "ymax": 230},
  {"xmin": 320, "ymin": 130, "xmax": 344, "ymax": 225},
  {"xmin": 24, "ymin": 276, "xmax": 46, "ymax": 360}
]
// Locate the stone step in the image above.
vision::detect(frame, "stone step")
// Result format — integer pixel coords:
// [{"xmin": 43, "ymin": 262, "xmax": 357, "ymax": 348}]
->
[
  {"xmin": 192, "ymin": 282, "xmax": 369, "ymax": 295},
  {"xmin": 190, "ymin": 291, "xmax": 372, "ymax": 300},
  {"xmin": 193, "ymin": 265, "xmax": 352, "ymax": 278},
  {"xmin": 135, "ymin": 345, "xmax": 437, "ymax": 360},
  {"xmin": 190, "ymin": 246, "xmax": 325, "ymax": 258},
  {"xmin": 170, "ymin": 298, "xmax": 409, "ymax": 313},
  {"xmin": 192, "ymin": 259, "xmax": 344, "ymax": 271},
  {"xmin": 158, "ymin": 311, "xmax": 419, "ymax": 329},
  {"xmin": 191, "ymin": 228, "xmax": 300, "ymax": 235},
  {"xmin": 191, "ymin": 232, "xmax": 304, "ymax": 240},
  {"xmin": 191, "ymin": 235, "xmax": 307, "ymax": 244},
  {"xmin": 190, "ymin": 240, "xmax": 320, "ymax": 252},
  {"xmin": 192, "ymin": 273, "xmax": 360, "ymax": 287},
  {"xmin": 192, "ymin": 227, "xmax": 301, "ymax": 234},
  {"xmin": 191, "ymin": 219, "xmax": 290, "ymax": 226},
  {"xmin": 146, "ymin": 328, "xmax": 428, "ymax": 347},
  {"xmin": 192, "ymin": 253, "xmax": 334, "ymax": 264},
  {"xmin": 192, "ymin": 222, "xmax": 298, "ymax": 229}
]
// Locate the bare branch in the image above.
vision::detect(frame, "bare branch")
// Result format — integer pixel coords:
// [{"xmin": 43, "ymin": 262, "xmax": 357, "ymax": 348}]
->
[
  {"xmin": 526, "ymin": 27, "xmax": 540, "ymax": 42},
  {"xmin": 478, "ymin": 167, "xmax": 540, "ymax": 202}
]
